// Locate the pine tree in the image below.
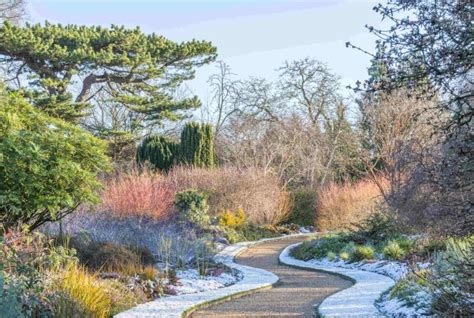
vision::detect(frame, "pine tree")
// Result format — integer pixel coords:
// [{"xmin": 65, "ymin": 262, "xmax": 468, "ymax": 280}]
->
[{"xmin": 0, "ymin": 22, "xmax": 217, "ymax": 124}]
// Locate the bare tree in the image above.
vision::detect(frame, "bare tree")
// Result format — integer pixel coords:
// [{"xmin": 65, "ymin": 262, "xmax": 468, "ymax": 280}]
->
[
  {"xmin": 0, "ymin": 0, "xmax": 26, "ymax": 24},
  {"xmin": 216, "ymin": 58, "xmax": 360, "ymax": 189},
  {"xmin": 278, "ymin": 58, "xmax": 341, "ymax": 127},
  {"xmin": 358, "ymin": 90, "xmax": 440, "ymax": 198},
  {"xmin": 202, "ymin": 61, "xmax": 239, "ymax": 136}
]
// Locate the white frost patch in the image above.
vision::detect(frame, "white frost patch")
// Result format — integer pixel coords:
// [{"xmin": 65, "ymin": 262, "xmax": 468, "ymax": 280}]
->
[
  {"xmin": 281, "ymin": 243, "xmax": 433, "ymax": 317},
  {"xmin": 172, "ymin": 269, "xmax": 240, "ymax": 295},
  {"xmin": 302, "ymin": 258, "xmax": 431, "ymax": 317},
  {"xmin": 308, "ymin": 257, "xmax": 411, "ymax": 281},
  {"xmin": 280, "ymin": 243, "xmax": 395, "ymax": 317},
  {"xmin": 115, "ymin": 234, "xmax": 305, "ymax": 318},
  {"xmin": 378, "ymin": 290, "xmax": 432, "ymax": 318}
]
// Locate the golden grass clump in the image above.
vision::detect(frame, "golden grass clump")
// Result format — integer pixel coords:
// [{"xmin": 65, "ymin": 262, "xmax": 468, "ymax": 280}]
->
[
  {"xmin": 55, "ymin": 266, "xmax": 112, "ymax": 318},
  {"xmin": 315, "ymin": 177, "xmax": 388, "ymax": 231}
]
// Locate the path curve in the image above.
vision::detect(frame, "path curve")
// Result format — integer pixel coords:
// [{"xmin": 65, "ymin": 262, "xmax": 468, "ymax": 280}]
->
[{"xmin": 191, "ymin": 236, "xmax": 353, "ymax": 318}]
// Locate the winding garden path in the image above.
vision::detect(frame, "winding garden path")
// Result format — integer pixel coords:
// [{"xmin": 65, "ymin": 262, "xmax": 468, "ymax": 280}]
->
[{"xmin": 191, "ymin": 236, "xmax": 353, "ymax": 318}]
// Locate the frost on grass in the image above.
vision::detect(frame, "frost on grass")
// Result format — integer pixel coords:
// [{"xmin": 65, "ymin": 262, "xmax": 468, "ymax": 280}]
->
[
  {"xmin": 170, "ymin": 269, "xmax": 241, "ymax": 295},
  {"xmin": 378, "ymin": 289, "xmax": 432, "ymax": 318}
]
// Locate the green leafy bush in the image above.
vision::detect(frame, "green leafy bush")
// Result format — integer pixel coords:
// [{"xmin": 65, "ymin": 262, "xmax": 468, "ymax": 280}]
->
[
  {"xmin": 430, "ymin": 236, "xmax": 473, "ymax": 316},
  {"xmin": 313, "ymin": 236, "xmax": 348, "ymax": 259},
  {"xmin": 222, "ymin": 227, "xmax": 243, "ymax": 244},
  {"xmin": 395, "ymin": 236, "xmax": 414, "ymax": 252},
  {"xmin": 0, "ymin": 273, "xmax": 26, "ymax": 318},
  {"xmin": 350, "ymin": 213, "xmax": 397, "ymax": 243},
  {"xmin": 0, "ymin": 88, "xmax": 109, "ymax": 230},
  {"xmin": 339, "ymin": 251, "xmax": 350, "ymax": 260},
  {"xmin": 238, "ymin": 224, "xmax": 278, "ymax": 241},
  {"xmin": 0, "ymin": 230, "xmax": 81, "ymax": 317},
  {"xmin": 175, "ymin": 189, "xmax": 210, "ymax": 226},
  {"xmin": 290, "ymin": 234, "xmax": 348, "ymax": 260},
  {"xmin": 350, "ymin": 245, "xmax": 375, "ymax": 262},
  {"xmin": 383, "ymin": 241, "xmax": 406, "ymax": 260},
  {"xmin": 341, "ymin": 241, "xmax": 356, "ymax": 255},
  {"xmin": 327, "ymin": 251, "xmax": 337, "ymax": 261}
]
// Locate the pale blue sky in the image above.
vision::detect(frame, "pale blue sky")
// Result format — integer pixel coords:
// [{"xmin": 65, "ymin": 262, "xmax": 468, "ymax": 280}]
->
[{"xmin": 27, "ymin": 0, "xmax": 382, "ymax": 103}]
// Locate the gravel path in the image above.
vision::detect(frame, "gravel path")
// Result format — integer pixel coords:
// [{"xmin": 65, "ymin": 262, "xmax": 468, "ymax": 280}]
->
[{"xmin": 191, "ymin": 236, "xmax": 353, "ymax": 318}]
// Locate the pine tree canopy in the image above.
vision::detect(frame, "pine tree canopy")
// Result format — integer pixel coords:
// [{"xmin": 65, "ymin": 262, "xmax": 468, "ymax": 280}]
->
[{"xmin": 0, "ymin": 22, "xmax": 217, "ymax": 122}]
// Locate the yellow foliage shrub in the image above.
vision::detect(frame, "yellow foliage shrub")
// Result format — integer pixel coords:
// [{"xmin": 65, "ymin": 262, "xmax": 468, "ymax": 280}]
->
[{"xmin": 218, "ymin": 208, "xmax": 247, "ymax": 228}]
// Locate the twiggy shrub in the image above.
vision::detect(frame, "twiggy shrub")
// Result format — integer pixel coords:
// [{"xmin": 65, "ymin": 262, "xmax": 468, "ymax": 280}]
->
[
  {"xmin": 154, "ymin": 232, "xmax": 212, "ymax": 270},
  {"xmin": 168, "ymin": 166, "xmax": 290, "ymax": 225},
  {"xmin": 100, "ymin": 170, "xmax": 176, "ymax": 220},
  {"xmin": 75, "ymin": 241, "xmax": 142, "ymax": 272},
  {"xmin": 315, "ymin": 177, "xmax": 388, "ymax": 231}
]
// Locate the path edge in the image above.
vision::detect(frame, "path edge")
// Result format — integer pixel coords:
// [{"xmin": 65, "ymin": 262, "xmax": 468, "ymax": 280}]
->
[
  {"xmin": 279, "ymin": 243, "xmax": 394, "ymax": 318},
  {"xmin": 181, "ymin": 234, "xmax": 308, "ymax": 318},
  {"xmin": 115, "ymin": 234, "xmax": 307, "ymax": 318}
]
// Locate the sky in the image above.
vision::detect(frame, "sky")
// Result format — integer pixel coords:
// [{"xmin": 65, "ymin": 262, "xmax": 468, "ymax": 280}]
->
[{"xmin": 27, "ymin": 0, "xmax": 383, "ymax": 105}]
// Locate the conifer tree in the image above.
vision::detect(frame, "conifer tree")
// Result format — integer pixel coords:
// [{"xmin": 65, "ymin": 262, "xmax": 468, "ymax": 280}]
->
[
  {"xmin": 0, "ymin": 22, "xmax": 217, "ymax": 124},
  {"xmin": 180, "ymin": 122, "xmax": 216, "ymax": 167},
  {"xmin": 136, "ymin": 135, "xmax": 180, "ymax": 171}
]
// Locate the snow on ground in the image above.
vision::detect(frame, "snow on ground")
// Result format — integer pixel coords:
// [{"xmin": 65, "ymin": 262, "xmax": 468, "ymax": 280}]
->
[
  {"xmin": 280, "ymin": 243, "xmax": 394, "ymax": 317},
  {"xmin": 290, "ymin": 252, "xmax": 432, "ymax": 317},
  {"xmin": 306, "ymin": 257, "xmax": 412, "ymax": 281},
  {"xmin": 378, "ymin": 290, "xmax": 432, "ymax": 318},
  {"xmin": 171, "ymin": 269, "xmax": 241, "ymax": 295}
]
